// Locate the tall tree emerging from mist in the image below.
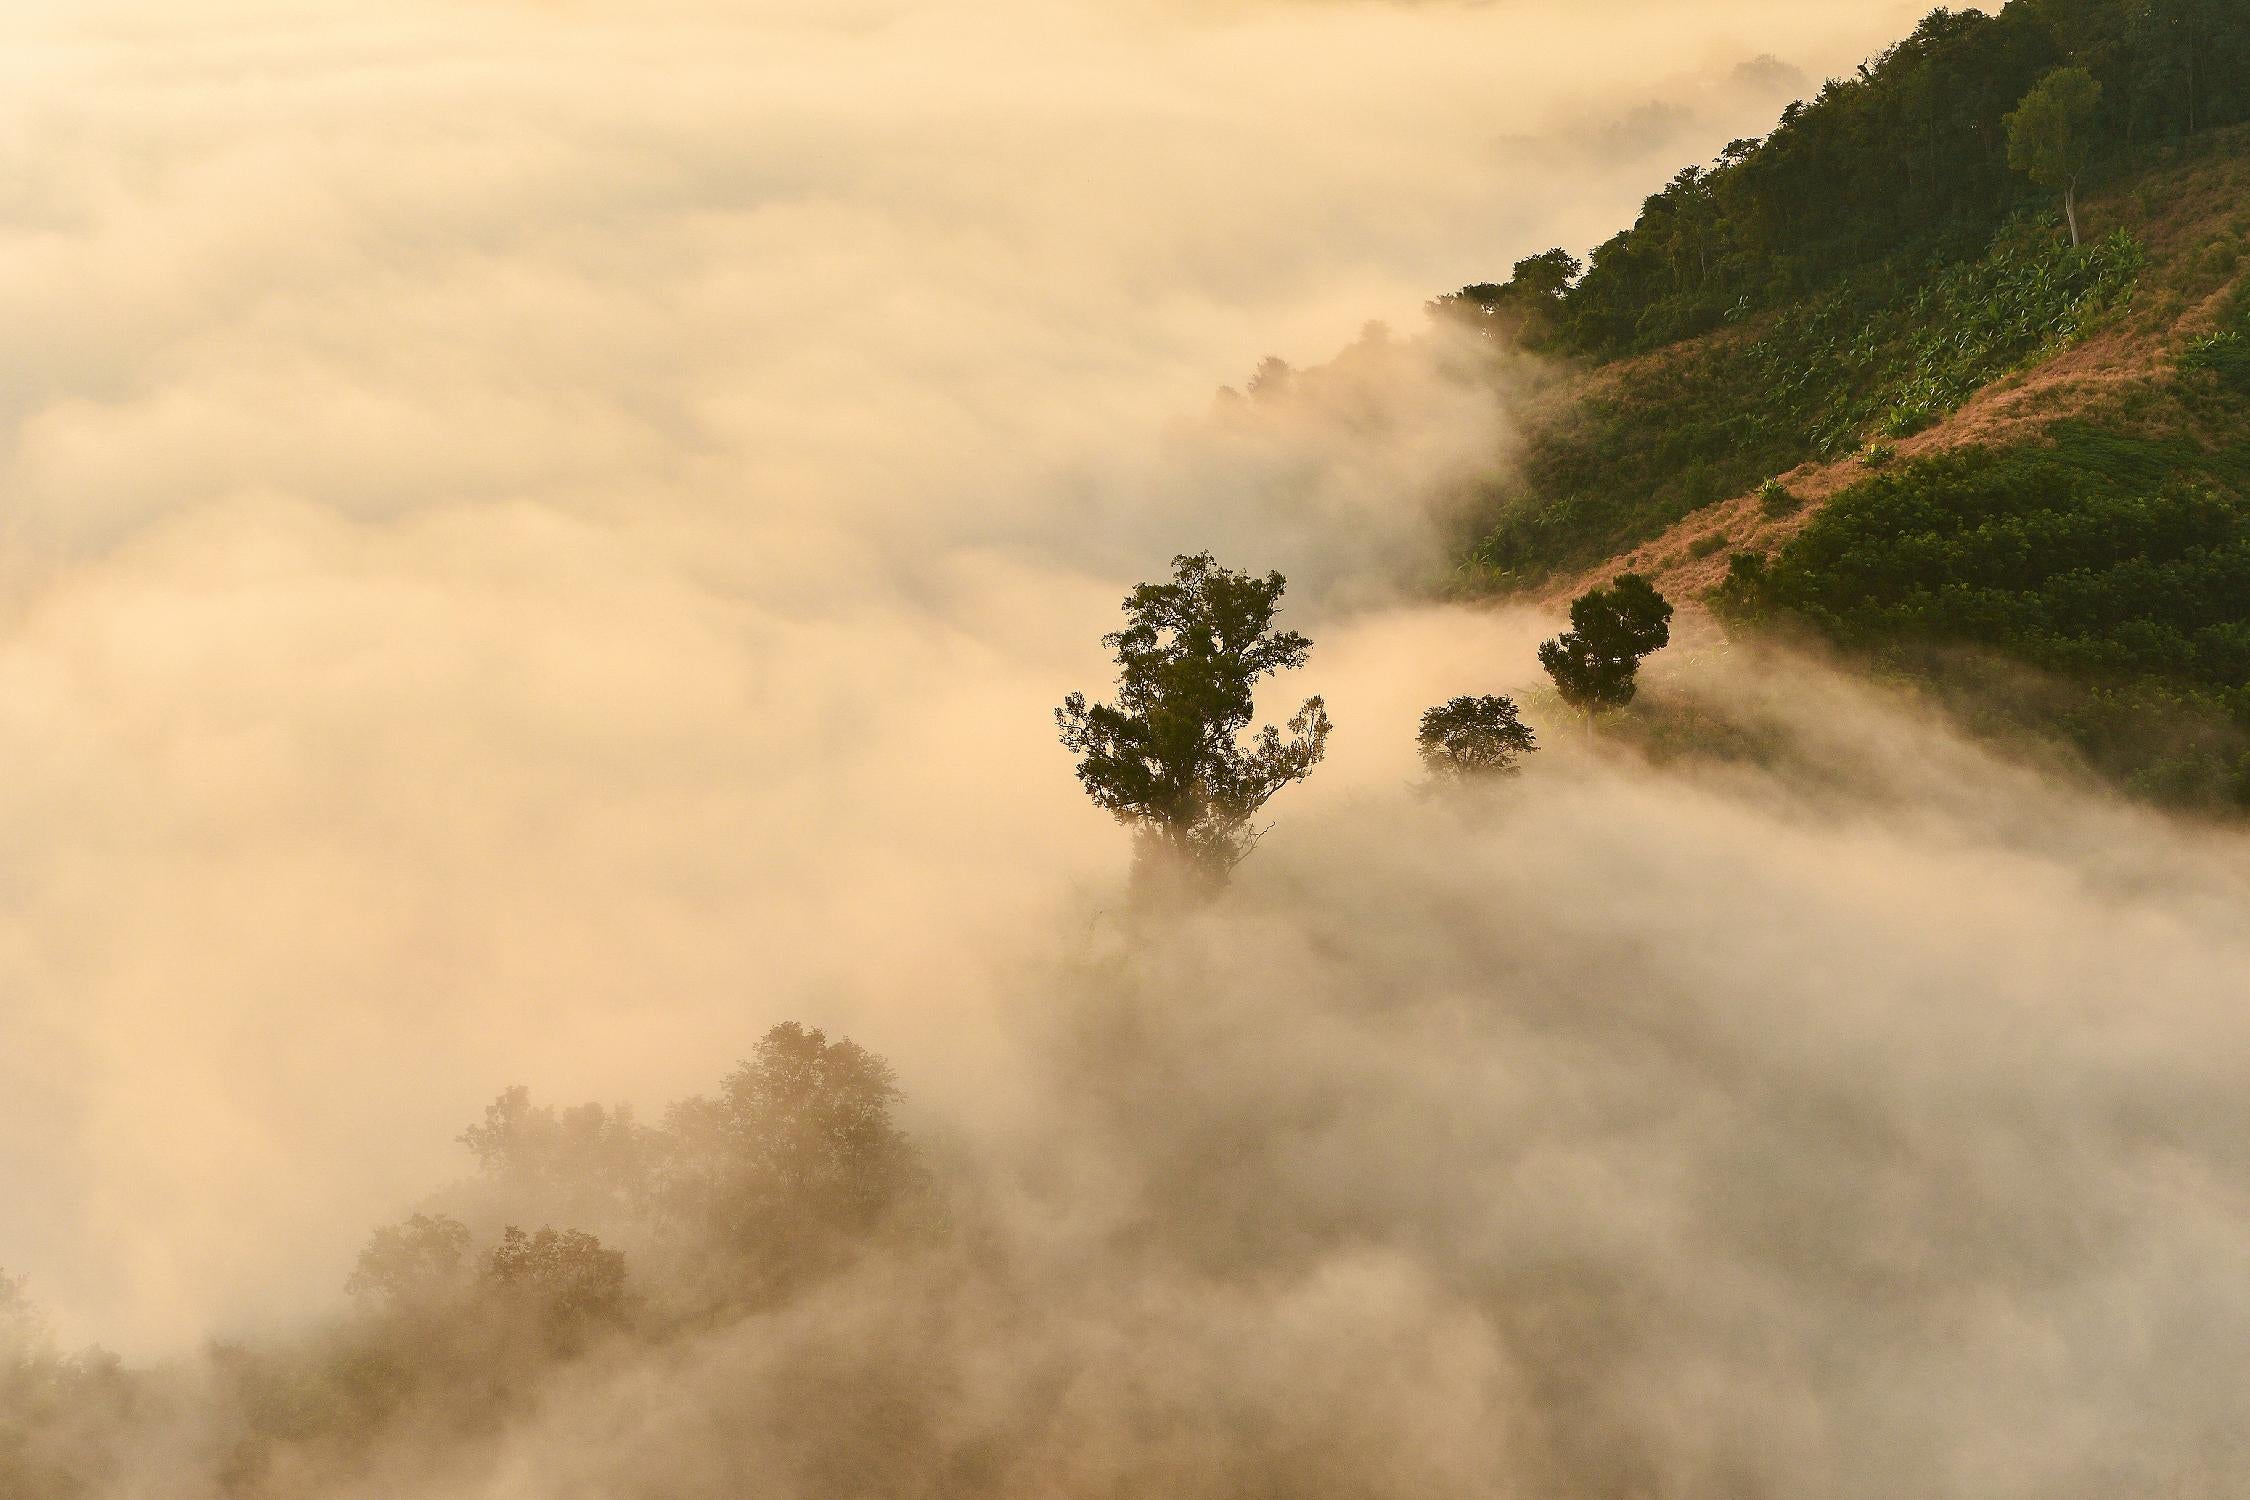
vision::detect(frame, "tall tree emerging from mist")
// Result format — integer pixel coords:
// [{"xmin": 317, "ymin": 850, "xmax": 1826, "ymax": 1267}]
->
[
  {"xmin": 2007, "ymin": 67, "xmax": 2104, "ymax": 247},
  {"xmin": 1057, "ymin": 552, "xmax": 1332, "ymax": 889},
  {"xmin": 1417, "ymin": 695, "xmax": 1538, "ymax": 779},
  {"xmin": 1539, "ymin": 574, "xmax": 1673, "ymax": 731}
]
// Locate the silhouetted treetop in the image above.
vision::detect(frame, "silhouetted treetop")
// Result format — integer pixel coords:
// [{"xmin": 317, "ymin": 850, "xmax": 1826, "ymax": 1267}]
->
[
  {"xmin": 1058, "ymin": 552, "xmax": 1331, "ymax": 887},
  {"xmin": 1418, "ymin": 695, "xmax": 1539, "ymax": 778},
  {"xmin": 1540, "ymin": 574, "xmax": 1674, "ymax": 720}
]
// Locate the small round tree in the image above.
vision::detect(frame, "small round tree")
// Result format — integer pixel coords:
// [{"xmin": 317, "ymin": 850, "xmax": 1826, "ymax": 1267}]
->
[
  {"xmin": 1417, "ymin": 695, "xmax": 1538, "ymax": 779},
  {"xmin": 1538, "ymin": 573, "xmax": 1673, "ymax": 732}
]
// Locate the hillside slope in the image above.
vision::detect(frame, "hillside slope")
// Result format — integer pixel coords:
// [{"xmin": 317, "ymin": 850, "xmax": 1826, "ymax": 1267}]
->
[
  {"xmin": 1396, "ymin": 0, "xmax": 2250, "ymax": 811},
  {"xmin": 1491, "ymin": 129, "xmax": 2250, "ymax": 807},
  {"xmin": 1529, "ymin": 130, "xmax": 2250, "ymax": 608},
  {"xmin": 1216, "ymin": 1, "xmax": 2250, "ymax": 806}
]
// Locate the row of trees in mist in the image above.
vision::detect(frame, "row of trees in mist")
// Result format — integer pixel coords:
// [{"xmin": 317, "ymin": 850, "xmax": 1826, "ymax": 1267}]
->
[
  {"xmin": 1, "ymin": 1022, "xmax": 932, "ymax": 1496},
  {"xmin": 390, "ymin": 1020, "xmax": 925, "ymax": 1322},
  {"xmin": 1058, "ymin": 553, "xmax": 1672, "ymax": 889},
  {"xmin": 1432, "ymin": 0, "xmax": 2250, "ymax": 355}
]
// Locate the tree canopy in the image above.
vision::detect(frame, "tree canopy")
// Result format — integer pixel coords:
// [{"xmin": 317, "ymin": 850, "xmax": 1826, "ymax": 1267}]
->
[
  {"xmin": 661, "ymin": 1021, "xmax": 922, "ymax": 1300},
  {"xmin": 1439, "ymin": 0, "xmax": 2249, "ymax": 359},
  {"xmin": 2007, "ymin": 66, "xmax": 2104, "ymax": 243},
  {"xmin": 1539, "ymin": 574, "xmax": 1674, "ymax": 719},
  {"xmin": 1058, "ymin": 552, "xmax": 1332, "ymax": 885},
  {"xmin": 345, "ymin": 1214, "xmax": 471, "ymax": 1308},
  {"xmin": 1417, "ymin": 695, "xmax": 1539, "ymax": 778},
  {"xmin": 485, "ymin": 1226, "xmax": 631, "ymax": 1347}
]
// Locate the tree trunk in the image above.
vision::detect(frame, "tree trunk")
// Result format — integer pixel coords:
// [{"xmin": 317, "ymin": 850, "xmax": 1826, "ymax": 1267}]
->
[{"xmin": 2064, "ymin": 178, "xmax": 2080, "ymax": 248}]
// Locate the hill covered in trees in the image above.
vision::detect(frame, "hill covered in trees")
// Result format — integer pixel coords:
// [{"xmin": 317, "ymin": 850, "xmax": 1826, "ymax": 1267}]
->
[
  {"xmin": 1442, "ymin": 0, "xmax": 2245, "ymax": 367},
  {"xmin": 1410, "ymin": 0, "xmax": 2250, "ymax": 809}
]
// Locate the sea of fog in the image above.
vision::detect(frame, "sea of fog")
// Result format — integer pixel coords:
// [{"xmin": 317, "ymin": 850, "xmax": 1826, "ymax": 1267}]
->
[{"xmin": 10, "ymin": 3, "xmax": 2250, "ymax": 1496}]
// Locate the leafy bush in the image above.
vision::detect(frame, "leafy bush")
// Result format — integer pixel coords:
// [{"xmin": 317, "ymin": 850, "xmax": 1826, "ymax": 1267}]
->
[
  {"xmin": 1721, "ymin": 427, "xmax": 2250, "ymax": 808},
  {"xmin": 1717, "ymin": 551, "xmax": 1769, "ymax": 606}
]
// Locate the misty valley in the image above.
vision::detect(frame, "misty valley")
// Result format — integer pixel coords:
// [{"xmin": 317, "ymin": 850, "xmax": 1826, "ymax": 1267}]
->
[{"xmin": 3, "ymin": 0, "xmax": 2249, "ymax": 1496}]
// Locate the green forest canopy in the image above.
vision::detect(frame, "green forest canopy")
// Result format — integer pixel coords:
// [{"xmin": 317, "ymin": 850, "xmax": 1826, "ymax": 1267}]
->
[{"xmin": 1435, "ymin": 0, "xmax": 2247, "ymax": 360}]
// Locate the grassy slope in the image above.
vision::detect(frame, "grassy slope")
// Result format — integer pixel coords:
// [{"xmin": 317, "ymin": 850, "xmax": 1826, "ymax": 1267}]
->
[{"xmin": 1463, "ymin": 127, "xmax": 2250, "ymax": 607}]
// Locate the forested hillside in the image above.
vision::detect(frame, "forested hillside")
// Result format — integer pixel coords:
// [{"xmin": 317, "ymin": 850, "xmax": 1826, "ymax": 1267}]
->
[
  {"xmin": 1442, "ymin": 0, "xmax": 2246, "ymax": 367},
  {"xmin": 1432, "ymin": 0, "xmax": 2250, "ymax": 809}
]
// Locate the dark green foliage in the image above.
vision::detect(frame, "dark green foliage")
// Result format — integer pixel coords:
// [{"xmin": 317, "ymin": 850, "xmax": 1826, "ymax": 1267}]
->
[
  {"xmin": 1432, "ymin": 16, "xmax": 2247, "ymax": 813},
  {"xmin": 1058, "ymin": 552, "xmax": 1332, "ymax": 883},
  {"xmin": 1430, "ymin": 249, "xmax": 1584, "ymax": 345},
  {"xmin": 1758, "ymin": 225, "xmax": 2142, "ymax": 455},
  {"xmin": 1725, "ymin": 432, "xmax": 2250, "ymax": 687},
  {"xmin": 1449, "ymin": 0, "xmax": 2239, "ymax": 588},
  {"xmin": 1450, "ymin": 0, "xmax": 2249, "ymax": 363},
  {"xmin": 1718, "ymin": 428, "xmax": 2250, "ymax": 805},
  {"xmin": 1722, "ymin": 550, "xmax": 1772, "ymax": 599},
  {"xmin": 2183, "ymin": 329, "xmax": 2250, "ymax": 389},
  {"xmin": 1540, "ymin": 574, "xmax": 1674, "ymax": 717},
  {"xmin": 1513, "ymin": 248, "xmax": 1583, "ymax": 299},
  {"xmin": 1416, "ymin": 695, "xmax": 1538, "ymax": 778}
]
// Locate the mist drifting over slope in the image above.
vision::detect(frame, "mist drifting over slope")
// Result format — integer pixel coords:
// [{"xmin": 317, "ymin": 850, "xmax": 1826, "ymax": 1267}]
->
[
  {"xmin": 8, "ymin": 0, "xmax": 2250, "ymax": 1495},
  {"xmin": 383, "ymin": 666, "xmax": 2250, "ymax": 1500}
]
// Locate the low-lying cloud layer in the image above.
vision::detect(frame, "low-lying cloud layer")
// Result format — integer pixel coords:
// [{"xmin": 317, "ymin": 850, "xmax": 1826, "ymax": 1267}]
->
[
  {"xmin": 63, "ymin": 635, "xmax": 2250, "ymax": 1498},
  {"xmin": 0, "ymin": 0, "xmax": 1925, "ymax": 1353},
  {"xmin": 16, "ymin": 4, "xmax": 2244, "ymax": 1496}
]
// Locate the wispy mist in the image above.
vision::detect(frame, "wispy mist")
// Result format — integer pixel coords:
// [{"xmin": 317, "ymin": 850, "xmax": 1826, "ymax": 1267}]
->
[{"xmin": 9, "ymin": 0, "xmax": 2242, "ymax": 1495}]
